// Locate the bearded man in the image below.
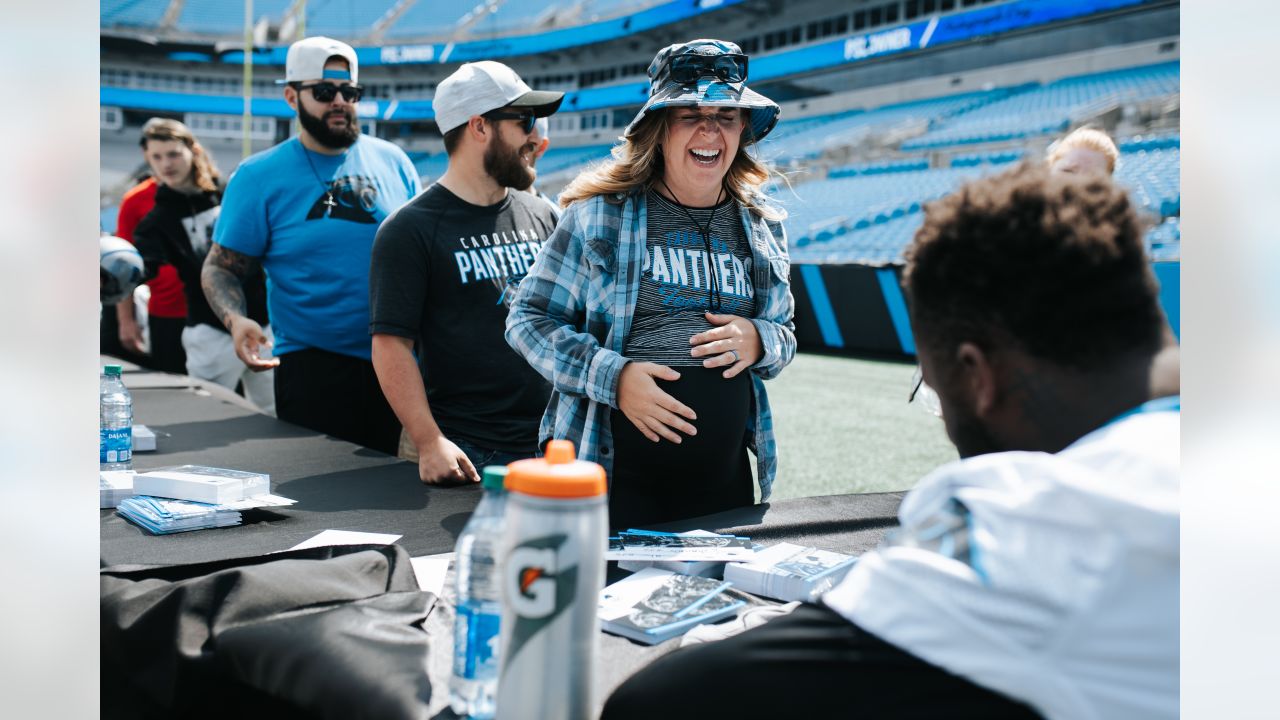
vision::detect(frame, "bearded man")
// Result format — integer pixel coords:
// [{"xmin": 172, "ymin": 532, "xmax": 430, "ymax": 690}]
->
[
  {"xmin": 368, "ymin": 61, "xmax": 563, "ymax": 483},
  {"xmin": 202, "ymin": 36, "xmax": 420, "ymax": 454}
]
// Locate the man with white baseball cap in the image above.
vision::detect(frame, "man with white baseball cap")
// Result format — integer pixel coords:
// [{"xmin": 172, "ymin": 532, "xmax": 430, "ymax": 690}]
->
[
  {"xmin": 202, "ymin": 35, "xmax": 420, "ymax": 455},
  {"xmin": 369, "ymin": 61, "xmax": 562, "ymax": 484}
]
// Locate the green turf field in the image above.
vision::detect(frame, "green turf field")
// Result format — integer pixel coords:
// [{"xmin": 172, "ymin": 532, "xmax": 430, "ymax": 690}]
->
[{"xmin": 760, "ymin": 351, "xmax": 959, "ymax": 500}]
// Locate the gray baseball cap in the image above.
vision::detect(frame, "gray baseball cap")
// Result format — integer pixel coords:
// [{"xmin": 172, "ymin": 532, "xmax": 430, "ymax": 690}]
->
[
  {"xmin": 279, "ymin": 36, "xmax": 359, "ymax": 84},
  {"xmin": 624, "ymin": 39, "xmax": 779, "ymax": 143},
  {"xmin": 433, "ymin": 61, "xmax": 564, "ymax": 134}
]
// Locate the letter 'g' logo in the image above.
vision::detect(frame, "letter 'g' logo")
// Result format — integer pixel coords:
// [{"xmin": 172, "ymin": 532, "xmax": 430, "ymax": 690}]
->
[
  {"xmin": 502, "ymin": 534, "xmax": 578, "ymax": 669},
  {"xmin": 508, "ymin": 546, "xmax": 558, "ymax": 618}
]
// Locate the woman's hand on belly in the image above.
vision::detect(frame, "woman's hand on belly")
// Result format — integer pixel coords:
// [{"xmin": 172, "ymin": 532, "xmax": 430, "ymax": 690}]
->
[
  {"xmin": 690, "ymin": 312, "xmax": 762, "ymax": 378},
  {"xmin": 617, "ymin": 361, "xmax": 699, "ymax": 444}
]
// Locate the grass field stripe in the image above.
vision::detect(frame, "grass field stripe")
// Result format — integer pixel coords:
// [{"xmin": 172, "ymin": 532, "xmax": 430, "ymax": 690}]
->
[
  {"xmin": 875, "ymin": 268, "xmax": 915, "ymax": 355},
  {"xmin": 799, "ymin": 265, "xmax": 844, "ymax": 349}
]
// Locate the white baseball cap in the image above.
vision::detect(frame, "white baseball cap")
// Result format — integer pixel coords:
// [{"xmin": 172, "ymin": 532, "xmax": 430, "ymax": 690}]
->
[
  {"xmin": 280, "ymin": 36, "xmax": 359, "ymax": 85},
  {"xmin": 432, "ymin": 61, "xmax": 563, "ymax": 135}
]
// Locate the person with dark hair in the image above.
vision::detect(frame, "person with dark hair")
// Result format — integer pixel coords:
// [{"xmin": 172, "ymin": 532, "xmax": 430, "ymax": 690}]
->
[
  {"xmin": 369, "ymin": 61, "xmax": 563, "ymax": 483},
  {"xmin": 524, "ymin": 117, "xmax": 561, "ymax": 220},
  {"xmin": 505, "ymin": 39, "xmax": 796, "ymax": 531},
  {"xmin": 603, "ymin": 163, "xmax": 1179, "ymax": 720},
  {"xmin": 202, "ymin": 36, "xmax": 420, "ymax": 453},
  {"xmin": 129, "ymin": 118, "xmax": 275, "ymax": 413}
]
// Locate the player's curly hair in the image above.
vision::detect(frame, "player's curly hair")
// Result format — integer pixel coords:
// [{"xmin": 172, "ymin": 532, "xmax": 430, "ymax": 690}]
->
[{"xmin": 903, "ymin": 162, "xmax": 1165, "ymax": 370}]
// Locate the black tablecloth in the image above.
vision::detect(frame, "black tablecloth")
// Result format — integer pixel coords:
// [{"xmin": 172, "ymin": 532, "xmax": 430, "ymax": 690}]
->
[
  {"xmin": 100, "ymin": 376, "xmax": 484, "ymax": 566},
  {"xmin": 101, "ymin": 368, "xmax": 904, "ymax": 717}
]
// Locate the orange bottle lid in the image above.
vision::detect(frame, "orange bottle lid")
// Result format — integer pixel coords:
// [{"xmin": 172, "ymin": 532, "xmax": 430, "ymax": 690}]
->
[{"xmin": 505, "ymin": 440, "xmax": 607, "ymax": 499}]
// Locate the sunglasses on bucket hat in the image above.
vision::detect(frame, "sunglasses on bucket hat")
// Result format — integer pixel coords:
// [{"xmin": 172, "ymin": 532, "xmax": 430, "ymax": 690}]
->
[{"xmin": 665, "ymin": 53, "xmax": 748, "ymax": 85}]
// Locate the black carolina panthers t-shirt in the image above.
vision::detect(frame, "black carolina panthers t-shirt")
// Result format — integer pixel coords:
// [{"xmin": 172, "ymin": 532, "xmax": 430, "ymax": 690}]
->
[{"xmin": 369, "ymin": 184, "xmax": 556, "ymax": 452}]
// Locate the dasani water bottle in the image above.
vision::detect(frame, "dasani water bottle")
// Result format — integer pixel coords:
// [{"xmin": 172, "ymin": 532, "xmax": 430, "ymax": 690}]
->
[
  {"xmin": 100, "ymin": 365, "xmax": 132, "ymax": 471},
  {"xmin": 450, "ymin": 465, "xmax": 508, "ymax": 719}
]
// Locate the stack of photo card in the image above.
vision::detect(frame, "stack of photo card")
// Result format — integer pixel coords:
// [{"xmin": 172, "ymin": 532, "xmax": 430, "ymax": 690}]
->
[
  {"xmin": 617, "ymin": 530, "xmax": 746, "ymax": 578},
  {"xmin": 606, "ymin": 529, "xmax": 755, "ymax": 564},
  {"xmin": 116, "ymin": 496, "xmax": 244, "ymax": 535},
  {"xmin": 723, "ymin": 542, "xmax": 859, "ymax": 602},
  {"xmin": 116, "ymin": 491, "xmax": 296, "ymax": 535},
  {"xmin": 598, "ymin": 568, "xmax": 746, "ymax": 645}
]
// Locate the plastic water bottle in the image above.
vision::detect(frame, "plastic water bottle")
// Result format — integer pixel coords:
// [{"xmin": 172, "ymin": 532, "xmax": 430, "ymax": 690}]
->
[
  {"xmin": 450, "ymin": 465, "xmax": 509, "ymax": 719},
  {"xmin": 100, "ymin": 365, "xmax": 133, "ymax": 471},
  {"xmin": 496, "ymin": 440, "xmax": 608, "ymax": 720}
]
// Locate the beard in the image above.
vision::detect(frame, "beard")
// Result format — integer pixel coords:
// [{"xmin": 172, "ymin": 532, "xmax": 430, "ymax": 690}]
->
[
  {"xmin": 484, "ymin": 133, "xmax": 536, "ymax": 191},
  {"xmin": 298, "ymin": 103, "xmax": 359, "ymax": 149}
]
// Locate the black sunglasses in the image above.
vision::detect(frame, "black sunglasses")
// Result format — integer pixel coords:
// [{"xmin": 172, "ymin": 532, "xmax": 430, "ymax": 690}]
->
[
  {"xmin": 667, "ymin": 53, "xmax": 749, "ymax": 85},
  {"xmin": 483, "ymin": 110, "xmax": 537, "ymax": 134},
  {"xmin": 293, "ymin": 82, "xmax": 364, "ymax": 103}
]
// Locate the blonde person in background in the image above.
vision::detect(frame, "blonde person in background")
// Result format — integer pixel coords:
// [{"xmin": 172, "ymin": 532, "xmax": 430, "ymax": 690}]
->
[
  {"xmin": 505, "ymin": 39, "xmax": 795, "ymax": 531},
  {"xmin": 1047, "ymin": 126, "xmax": 1119, "ymax": 176}
]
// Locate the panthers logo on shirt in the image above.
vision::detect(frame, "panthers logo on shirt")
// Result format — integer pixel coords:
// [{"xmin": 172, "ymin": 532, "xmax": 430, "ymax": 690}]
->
[{"xmin": 306, "ymin": 175, "xmax": 380, "ymax": 224}]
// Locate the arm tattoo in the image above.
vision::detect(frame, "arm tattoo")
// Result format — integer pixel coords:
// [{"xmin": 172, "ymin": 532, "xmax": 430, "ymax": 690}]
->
[{"xmin": 201, "ymin": 243, "xmax": 261, "ymax": 331}]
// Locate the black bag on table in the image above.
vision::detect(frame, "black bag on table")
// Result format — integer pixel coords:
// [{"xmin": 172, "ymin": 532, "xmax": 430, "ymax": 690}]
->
[{"xmin": 101, "ymin": 543, "xmax": 437, "ymax": 719}]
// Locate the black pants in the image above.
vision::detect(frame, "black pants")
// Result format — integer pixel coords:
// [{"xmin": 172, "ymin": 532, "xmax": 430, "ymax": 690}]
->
[
  {"xmin": 274, "ymin": 348, "xmax": 401, "ymax": 456},
  {"xmin": 602, "ymin": 602, "xmax": 1041, "ymax": 720},
  {"xmin": 148, "ymin": 315, "xmax": 187, "ymax": 375}
]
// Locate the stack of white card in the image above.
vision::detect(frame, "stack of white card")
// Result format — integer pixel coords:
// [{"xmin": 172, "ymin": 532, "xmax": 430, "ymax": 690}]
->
[
  {"xmin": 723, "ymin": 542, "xmax": 858, "ymax": 602},
  {"xmin": 100, "ymin": 470, "xmax": 137, "ymax": 509}
]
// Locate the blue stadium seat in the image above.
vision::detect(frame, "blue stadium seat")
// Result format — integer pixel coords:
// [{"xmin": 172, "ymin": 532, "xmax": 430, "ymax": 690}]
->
[
  {"xmin": 306, "ymin": 2, "xmax": 389, "ymax": 37},
  {"xmin": 102, "ymin": 0, "xmax": 171, "ymax": 29},
  {"xmin": 902, "ymin": 63, "xmax": 1180, "ymax": 151},
  {"xmin": 384, "ymin": 1, "xmax": 467, "ymax": 38},
  {"xmin": 178, "ymin": 0, "xmax": 294, "ymax": 35}
]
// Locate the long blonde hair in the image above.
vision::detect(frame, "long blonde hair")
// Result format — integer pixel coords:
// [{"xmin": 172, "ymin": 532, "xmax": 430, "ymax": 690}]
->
[
  {"xmin": 139, "ymin": 117, "xmax": 221, "ymax": 193},
  {"xmin": 558, "ymin": 108, "xmax": 784, "ymax": 221}
]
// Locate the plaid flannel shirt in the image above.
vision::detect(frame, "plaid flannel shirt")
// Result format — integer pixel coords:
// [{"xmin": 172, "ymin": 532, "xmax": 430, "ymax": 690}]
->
[{"xmin": 505, "ymin": 189, "xmax": 796, "ymax": 500}]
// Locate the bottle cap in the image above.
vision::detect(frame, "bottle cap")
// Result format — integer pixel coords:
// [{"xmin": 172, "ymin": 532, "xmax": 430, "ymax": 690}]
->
[
  {"xmin": 103, "ymin": 365, "xmax": 123, "ymax": 377},
  {"xmin": 505, "ymin": 440, "xmax": 607, "ymax": 499},
  {"xmin": 481, "ymin": 465, "xmax": 508, "ymax": 491}
]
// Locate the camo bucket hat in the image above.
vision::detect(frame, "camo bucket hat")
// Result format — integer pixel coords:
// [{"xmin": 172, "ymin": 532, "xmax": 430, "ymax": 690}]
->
[{"xmin": 623, "ymin": 39, "xmax": 780, "ymax": 144}]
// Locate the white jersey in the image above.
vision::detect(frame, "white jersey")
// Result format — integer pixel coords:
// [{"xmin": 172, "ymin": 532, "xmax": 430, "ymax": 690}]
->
[{"xmin": 824, "ymin": 402, "xmax": 1179, "ymax": 720}]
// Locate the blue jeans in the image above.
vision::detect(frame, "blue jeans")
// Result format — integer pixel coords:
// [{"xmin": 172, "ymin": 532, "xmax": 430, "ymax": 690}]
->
[{"xmin": 452, "ymin": 437, "xmax": 538, "ymax": 474}]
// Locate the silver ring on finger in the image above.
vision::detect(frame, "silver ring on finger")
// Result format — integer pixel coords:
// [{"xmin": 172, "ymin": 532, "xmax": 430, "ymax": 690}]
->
[{"xmin": 730, "ymin": 349, "xmax": 741, "ymax": 363}]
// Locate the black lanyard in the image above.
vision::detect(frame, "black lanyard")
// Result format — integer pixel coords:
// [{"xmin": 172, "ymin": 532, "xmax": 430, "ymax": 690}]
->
[{"xmin": 656, "ymin": 178, "xmax": 726, "ymax": 312}]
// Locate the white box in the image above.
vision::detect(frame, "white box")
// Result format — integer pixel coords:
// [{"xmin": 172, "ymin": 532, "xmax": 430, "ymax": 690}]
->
[
  {"xmin": 100, "ymin": 470, "xmax": 136, "ymax": 508},
  {"xmin": 133, "ymin": 465, "xmax": 270, "ymax": 505},
  {"xmin": 132, "ymin": 425, "xmax": 156, "ymax": 452}
]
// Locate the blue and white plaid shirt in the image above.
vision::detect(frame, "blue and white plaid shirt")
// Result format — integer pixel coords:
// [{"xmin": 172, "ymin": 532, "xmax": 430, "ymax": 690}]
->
[{"xmin": 505, "ymin": 189, "xmax": 796, "ymax": 500}]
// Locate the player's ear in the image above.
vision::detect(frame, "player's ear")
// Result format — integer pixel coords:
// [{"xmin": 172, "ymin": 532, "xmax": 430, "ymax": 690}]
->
[
  {"xmin": 284, "ymin": 85, "xmax": 299, "ymax": 111},
  {"xmin": 468, "ymin": 115, "xmax": 489, "ymax": 144}
]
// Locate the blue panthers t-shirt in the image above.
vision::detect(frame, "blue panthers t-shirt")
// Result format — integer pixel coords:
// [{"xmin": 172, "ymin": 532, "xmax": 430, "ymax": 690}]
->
[{"xmin": 214, "ymin": 135, "xmax": 420, "ymax": 360}]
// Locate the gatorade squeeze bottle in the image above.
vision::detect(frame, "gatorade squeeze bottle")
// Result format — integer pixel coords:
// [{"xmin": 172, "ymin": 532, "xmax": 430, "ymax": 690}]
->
[{"xmin": 496, "ymin": 440, "xmax": 607, "ymax": 720}]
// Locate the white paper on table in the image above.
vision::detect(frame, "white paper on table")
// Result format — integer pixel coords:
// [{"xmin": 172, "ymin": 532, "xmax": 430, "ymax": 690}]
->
[
  {"xmin": 290, "ymin": 529, "xmax": 403, "ymax": 550},
  {"xmin": 410, "ymin": 553, "xmax": 453, "ymax": 596}
]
